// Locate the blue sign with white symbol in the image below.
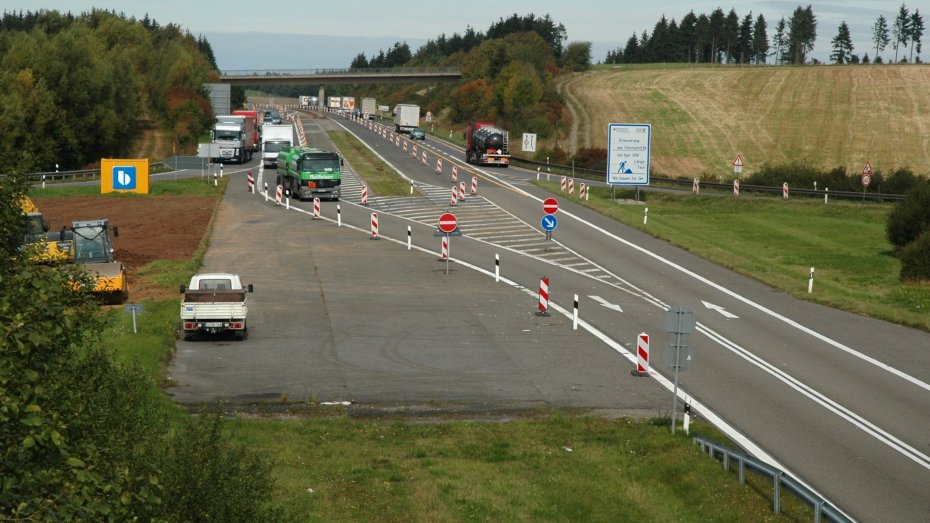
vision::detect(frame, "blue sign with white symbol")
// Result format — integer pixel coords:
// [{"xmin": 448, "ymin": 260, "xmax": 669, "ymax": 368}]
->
[
  {"xmin": 541, "ymin": 214, "xmax": 558, "ymax": 231},
  {"xmin": 113, "ymin": 165, "xmax": 137, "ymax": 190}
]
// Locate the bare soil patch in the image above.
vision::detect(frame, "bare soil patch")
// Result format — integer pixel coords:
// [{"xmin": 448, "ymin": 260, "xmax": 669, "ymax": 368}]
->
[{"xmin": 33, "ymin": 196, "xmax": 217, "ymax": 301}]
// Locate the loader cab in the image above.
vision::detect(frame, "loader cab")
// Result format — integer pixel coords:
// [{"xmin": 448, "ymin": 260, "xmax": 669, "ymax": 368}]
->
[{"xmin": 72, "ymin": 219, "xmax": 118, "ymax": 264}]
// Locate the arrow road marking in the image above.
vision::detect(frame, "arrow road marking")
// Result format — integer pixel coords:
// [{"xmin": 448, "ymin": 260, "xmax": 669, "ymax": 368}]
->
[
  {"xmin": 702, "ymin": 300, "xmax": 739, "ymax": 319},
  {"xmin": 589, "ymin": 295, "xmax": 623, "ymax": 313}
]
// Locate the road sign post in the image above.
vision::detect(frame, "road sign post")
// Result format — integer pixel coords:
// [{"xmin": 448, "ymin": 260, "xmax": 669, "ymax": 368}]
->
[
  {"xmin": 663, "ymin": 306, "xmax": 695, "ymax": 434},
  {"xmin": 438, "ymin": 213, "xmax": 458, "ymax": 275},
  {"xmin": 861, "ymin": 162, "xmax": 872, "ymax": 202},
  {"xmin": 540, "ymin": 214, "xmax": 558, "ymax": 250}
]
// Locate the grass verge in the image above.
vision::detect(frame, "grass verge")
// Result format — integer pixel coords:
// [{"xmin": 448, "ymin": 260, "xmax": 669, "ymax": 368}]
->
[
  {"xmin": 327, "ymin": 130, "xmax": 417, "ymax": 197},
  {"xmin": 540, "ymin": 182, "xmax": 930, "ymax": 330},
  {"xmin": 229, "ymin": 415, "xmax": 809, "ymax": 522}
]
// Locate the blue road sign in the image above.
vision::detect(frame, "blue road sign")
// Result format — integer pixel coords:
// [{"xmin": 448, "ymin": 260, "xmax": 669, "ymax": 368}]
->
[
  {"xmin": 113, "ymin": 165, "xmax": 137, "ymax": 190},
  {"xmin": 541, "ymin": 214, "xmax": 558, "ymax": 231}
]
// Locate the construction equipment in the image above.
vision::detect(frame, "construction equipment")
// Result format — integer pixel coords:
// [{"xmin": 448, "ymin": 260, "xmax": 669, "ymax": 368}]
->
[
  {"xmin": 19, "ymin": 196, "xmax": 74, "ymax": 263},
  {"xmin": 71, "ymin": 219, "xmax": 128, "ymax": 303}
]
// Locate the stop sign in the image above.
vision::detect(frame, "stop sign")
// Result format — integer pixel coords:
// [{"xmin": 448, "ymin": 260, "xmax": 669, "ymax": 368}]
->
[
  {"xmin": 543, "ymin": 197, "xmax": 559, "ymax": 214},
  {"xmin": 438, "ymin": 212, "xmax": 458, "ymax": 233}
]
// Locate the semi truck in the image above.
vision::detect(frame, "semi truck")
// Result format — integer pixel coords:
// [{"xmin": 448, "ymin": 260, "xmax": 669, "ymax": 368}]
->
[
  {"xmin": 360, "ymin": 97, "xmax": 376, "ymax": 119},
  {"xmin": 327, "ymin": 96, "xmax": 342, "ymax": 111},
  {"xmin": 464, "ymin": 120, "xmax": 511, "ymax": 167},
  {"xmin": 394, "ymin": 104, "xmax": 420, "ymax": 133},
  {"xmin": 232, "ymin": 110, "xmax": 261, "ymax": 153},
  {"xmin": 261, "ymin": 124, "xmax": 294, "ymax": 167},
  {"xmin": 276, "ymin": 146, "xmax": 343, "ymax": 201},
  {"xmin": 211, "ymin": 115, "xmax": 255, "ymax": 163},
  {"xmin": 180, "ymin": 273, "xmax": 253, "ymax": 340}
]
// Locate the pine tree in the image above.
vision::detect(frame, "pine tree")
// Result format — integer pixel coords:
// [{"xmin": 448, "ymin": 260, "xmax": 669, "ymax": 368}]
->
[
  {"xmin": 909, "ymin": 9, "xmax": 924, "ymax": 62},
  {"xmin": 772, "ymin": 17, "xmax": 787, "ymax": 64},
  {"xmin": 752, "ymin": 14, "xmax": 769, "ymax": 64},
  {"xmin": 892, "ymin": 4, "xmax": 910, "ymax": 62},
  {"xmin": 737, "ymin": 12, "xmax": 754, "ymax": 64},
  {"xmin": 873, "ymin": 14, "xmax": 891, "ymax": 62},
  {"xmin": 831, "ymin": 21, "xmax": 854, "ymax": 64},
  {"xmin": 788, "ymin": 5, "xmax": 817, "ymax": 64}
]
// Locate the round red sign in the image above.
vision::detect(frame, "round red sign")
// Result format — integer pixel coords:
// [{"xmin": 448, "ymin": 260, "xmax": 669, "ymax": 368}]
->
[
  {"xmin": 438, "ymin": 212, "xmax": 458, "ymax": 233},
  {"xmin": 543, "ymin": 197, "xmax": 559, "ymax": 214}
]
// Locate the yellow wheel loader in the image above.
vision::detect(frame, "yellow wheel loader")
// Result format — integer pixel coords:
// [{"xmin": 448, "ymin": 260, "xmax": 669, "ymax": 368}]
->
[
  {"xmin": 71, "ymin": 219, "xmax": 128, "ymax": 304},
  {"xmin": 20, "ymin": 196, "xmax": 74, "ymax": 263}
]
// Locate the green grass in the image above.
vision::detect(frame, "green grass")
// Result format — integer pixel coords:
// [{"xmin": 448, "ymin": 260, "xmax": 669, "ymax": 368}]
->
[
  {"xmin": 228, "ymin": 415, "xmax": 808, "ymax": 522},
  {"xmin": 542, "ymin": 183, "xmax": 930, "ymax": 330},
  {"xmin": 327, "ymin": 130, "xmax": 418, "ymax": 197},
  {"xmin": 28, "ymin": 176, "xmax": 228, "ymax": 198}
]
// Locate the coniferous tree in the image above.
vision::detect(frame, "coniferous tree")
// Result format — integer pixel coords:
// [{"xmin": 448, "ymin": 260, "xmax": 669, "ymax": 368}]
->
[
  {"xmin": 752, "ymin": 14, "xmax": 769, "ymax": 63},
  {"xmin": 873, "ymin": 14, "xmax": 891, "ymax": 62},
  {"xmin": 679, "ymin": 11, "xmax": 698, "ymax": 62},
  {"xmin": 772, "ymin": 17, "xmax": 788, "ymax": 64},
  {"xmin": 787, "ymin": 5, "xmax": 817, "ymax": 64},
  {"xmin": 892, "ymin": 4, "xmax": 910, "ymax": 62},
  {"xmin": 724, "ymin": 9, "xmax": 740, "ymax": 62},
  {"xmin": 349, "ymin": 52, "xmax": 368, "ymax": 69},
  {"xmin": 909, "ymin": 9, "xmax": 924, "ymax": 62},
  {"xmin": 709, "ymin": 8, "xmax": 726, "ymax": 63},
  {"xmin": 737, "ymin": 13, "xmax": 754, "ymax": 63},
  {"xmin": 830, "ymin": 21, "xmax": 854, "ymax": 64}
]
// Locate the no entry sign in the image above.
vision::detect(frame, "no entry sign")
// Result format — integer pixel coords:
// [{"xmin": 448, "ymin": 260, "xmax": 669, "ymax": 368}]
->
[
  {"xmin": 438, "ymin": 212, "xmax": 458, "ymax": 233},
  {"xmin": 543, "ymin": 197, "xmax": 559, "ymax": 214}
]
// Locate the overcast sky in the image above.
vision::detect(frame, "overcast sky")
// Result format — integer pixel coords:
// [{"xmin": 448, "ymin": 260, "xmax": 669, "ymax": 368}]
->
[{"xmin": 8, "ymin": 1, "xmax": 924, "ymax": 68}]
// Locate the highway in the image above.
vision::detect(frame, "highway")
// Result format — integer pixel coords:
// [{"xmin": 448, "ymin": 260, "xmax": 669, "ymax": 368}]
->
[{"xmin": 170, "ymin": 110, "xmax": 930, "ymax": 521}]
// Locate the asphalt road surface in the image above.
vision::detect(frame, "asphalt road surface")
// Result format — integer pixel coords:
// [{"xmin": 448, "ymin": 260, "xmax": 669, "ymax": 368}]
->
[{"xmin": 168, "ymin": 111, "xmax": 930, "ymax": 521}]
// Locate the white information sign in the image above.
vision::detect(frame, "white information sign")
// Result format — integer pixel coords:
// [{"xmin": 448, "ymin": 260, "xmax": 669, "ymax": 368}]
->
[
  {"xmin": 522, "ymin": 133, "xmax": 537, "ymax": 152},
  {"xmin": 607, "ymin": 123, "xmax": 651, "ymax": 185}
]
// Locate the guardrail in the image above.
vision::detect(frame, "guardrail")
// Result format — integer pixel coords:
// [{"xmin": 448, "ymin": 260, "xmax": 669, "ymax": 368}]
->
[
  {"xmin": 514, "ymin": 158, "xmax": 905, "ymax": 202},
  {"xmin": 693, "ymin": 436, "xmax": 852, "ymax": 522}
]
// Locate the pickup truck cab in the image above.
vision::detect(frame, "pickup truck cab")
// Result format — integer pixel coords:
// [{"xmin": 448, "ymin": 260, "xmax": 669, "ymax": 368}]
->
[{"xmin": 180, "ymin": 273, "xmax": 253, "ymax": 340}]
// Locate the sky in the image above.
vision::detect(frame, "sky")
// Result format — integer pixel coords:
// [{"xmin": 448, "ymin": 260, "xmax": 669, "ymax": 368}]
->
[{"xmin": 8, "ymin": 1, "xmax": 927, "ymax": 68}]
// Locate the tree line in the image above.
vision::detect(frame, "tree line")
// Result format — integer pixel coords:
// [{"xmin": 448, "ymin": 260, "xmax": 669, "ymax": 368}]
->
[
  {"xmin": 0, "ymin": 9, "xmax": 217, "ymax": 173},
  {"xmin": 336, "ymin": 13, "xmax": 591, "ymax": 158},
  {"xmin": 605, "ymin": 4, "xmax": 924, "ymax": 66}
]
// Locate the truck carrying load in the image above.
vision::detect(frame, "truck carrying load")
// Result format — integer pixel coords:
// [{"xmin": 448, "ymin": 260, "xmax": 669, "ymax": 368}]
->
[
  {"xmin": 180, "ymin": 273, "xmax": 253, "ymax": 340},
  {"xmin": 394, "ymin": 104, "xmax": 420, "ymax": 133},
  {"xmin": 261, "ymin": 124, "xmax": 295, "ymax": 167},
  {"xmin": 276, "ymin": 146, "xmax": 343, "ymax": 201},
  {"xmin": 465, "ymin": 120, "xmax": 510, "ymax": 167}
]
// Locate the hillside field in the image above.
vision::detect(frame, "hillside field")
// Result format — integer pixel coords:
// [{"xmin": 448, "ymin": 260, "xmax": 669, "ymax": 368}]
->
[{"xmin": 559, "ymin": 64, "xmax": 930, "ymax": 179}]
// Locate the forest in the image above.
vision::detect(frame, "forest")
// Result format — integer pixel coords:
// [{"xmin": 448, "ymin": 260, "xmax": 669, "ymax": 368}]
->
[{"xmin": 0, "ymin": 9, "xmax": 218, "ymax": 173}]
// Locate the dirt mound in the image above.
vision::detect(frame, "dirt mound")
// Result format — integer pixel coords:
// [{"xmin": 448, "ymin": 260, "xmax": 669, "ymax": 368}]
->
[{"xmin": 33, "ymin": 195, "xmax": 217, "ymax": 301}]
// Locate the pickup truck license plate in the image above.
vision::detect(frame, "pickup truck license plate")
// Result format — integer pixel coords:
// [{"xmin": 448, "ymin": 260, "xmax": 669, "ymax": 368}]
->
[{"xmin": 204, "ymin": 322, "xmax": 223, "ymax": 328}]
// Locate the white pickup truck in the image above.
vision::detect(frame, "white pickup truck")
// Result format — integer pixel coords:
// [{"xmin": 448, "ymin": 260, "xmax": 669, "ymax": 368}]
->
[{"xmin": 179, "ymin": 273, "xmax": 253, "ymax": 340}]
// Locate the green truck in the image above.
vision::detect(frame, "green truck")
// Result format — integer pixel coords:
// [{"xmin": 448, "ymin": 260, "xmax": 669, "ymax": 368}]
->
[{"xmin": 275, "ymin": 146, "xmax": 343, "ymax": 200}]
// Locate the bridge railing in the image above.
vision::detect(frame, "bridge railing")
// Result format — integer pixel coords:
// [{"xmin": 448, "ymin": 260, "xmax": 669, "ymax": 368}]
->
[{"xmin": 220, "ymin": 66, "xmax": 461, "ymax": 77}]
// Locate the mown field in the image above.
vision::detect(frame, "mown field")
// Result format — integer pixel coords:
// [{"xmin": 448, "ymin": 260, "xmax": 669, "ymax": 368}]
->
[{"xmin": 559, "ymin": 63, "xmax": 930, "ymax": 179}]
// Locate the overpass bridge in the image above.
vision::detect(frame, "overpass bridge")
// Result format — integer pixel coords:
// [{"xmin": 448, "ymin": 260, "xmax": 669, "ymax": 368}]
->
[{"xmin": 219, "ymin": 67, "xmax": 462, "ymax": 104}]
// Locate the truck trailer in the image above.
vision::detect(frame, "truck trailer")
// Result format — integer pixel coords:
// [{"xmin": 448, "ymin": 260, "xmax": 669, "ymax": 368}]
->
[
  {"xmin": 394, "ymin": 104, "xmax": 420, "ymax": 133},
  {"xmin": 261, "ymin": 124, "xmax": 295, "ymax": 167},
  {"xmin": 464, "ymin": 120, "xmax": 511, "ymax": 167},
  {"xmin": 232, "ymin": 110, "xmax": 260, "ymax": 152},
  {"xmin": 360, "ymin": 97, "xmax": 376, "ymax": 119},
  {"xmin": 276, "ymin": 146, "xmax": 343, "ymax": 201}
]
